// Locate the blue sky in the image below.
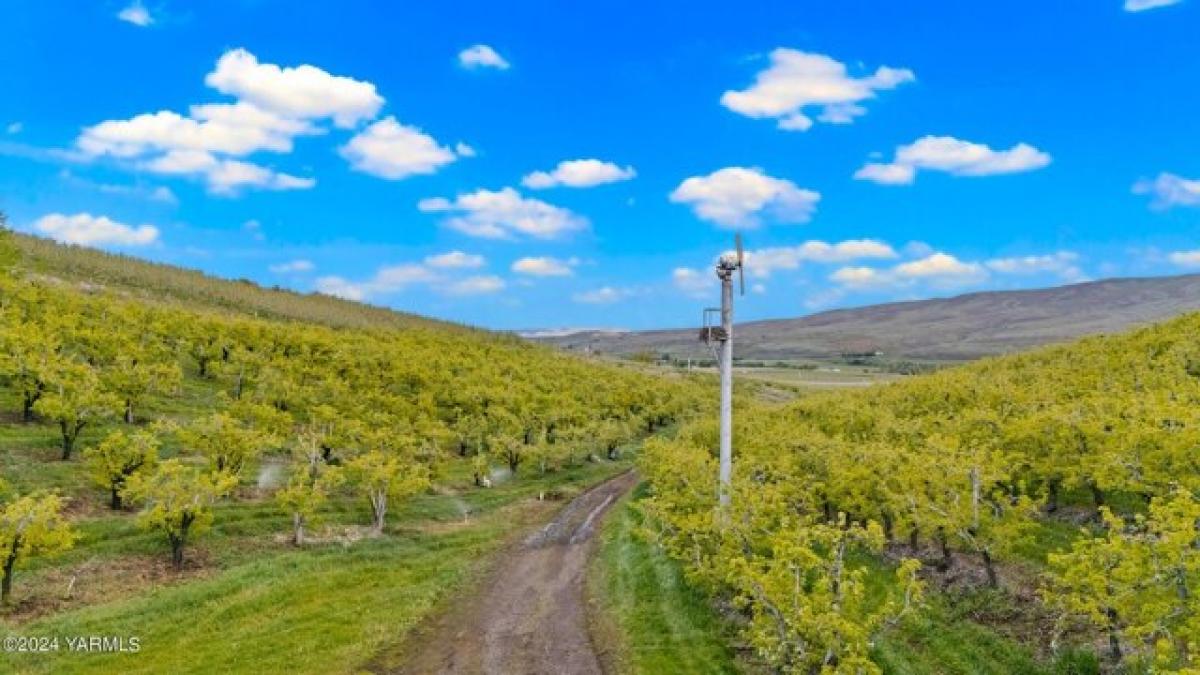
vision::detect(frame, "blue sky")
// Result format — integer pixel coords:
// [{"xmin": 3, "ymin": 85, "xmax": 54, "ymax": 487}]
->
[{"xmin": 2, "ymin": 0, "xmax": 1199, "ymax": 330}]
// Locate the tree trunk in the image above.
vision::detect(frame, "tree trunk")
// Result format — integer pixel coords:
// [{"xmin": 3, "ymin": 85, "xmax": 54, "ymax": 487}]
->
[
  {"xmin": 981, "ymin": 548, "xmax": 998, "ymax": 588},
  {"xmin": 1089, "ymin": 482, "xmax": 1105, "ymax": 509},
  {"xmin": 371, "ymin": 493, "xmax": 387, "ymax": 534},
  {"xmin": 292, "ymin": 513, "xmax": 305, "ymax": 546},
  {"xmin": 171, "ymin": 514, "xmax": 193, "ymax": 569},
  {"xmin": 1105, "ymin": 607, "xmax": 1122, "ymax": 661},
  {"xmin": 124, "ymin": 399, "xmax": 135, "ymax": 425},
  {"xmin": 60, "ymin": 421, "xmax": 78, "ymax": 460},
  {"xmin": 1046, "ymin": 477, "xmax": 1061, "ymax": 513},
  {"xmin": 937, "ymin": 528, "xmax": 953, "ymax": 571},
  {"xmin": 882, "ymin": 512, "xmax": 895, "ymax": 542},
  {"xmin": 909, "ymin": 527, "xmax": 919, "ymax": 550},
  {"xmin": 21, "ymin": 390, "xmax": 38, "ymax": 423},
  {"xmin": 2, "ymin": 541, "xmax": 19, "ymax": 604},
  {"xmin": 110, "ymin": 485, "xmax": 122, "ymax": 510}
]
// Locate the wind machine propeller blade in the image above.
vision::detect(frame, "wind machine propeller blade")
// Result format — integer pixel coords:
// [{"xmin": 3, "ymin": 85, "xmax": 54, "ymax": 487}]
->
[{"xmin": 735, "ymin": 233, "xmax": 745, "ymax": 295}]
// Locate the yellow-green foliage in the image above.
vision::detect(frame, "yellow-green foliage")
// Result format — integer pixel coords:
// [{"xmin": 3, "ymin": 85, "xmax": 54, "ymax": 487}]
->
[
  {"xmin": 83, "ymin": 428, "xmax": 160, "ymax": 510},
  {"xmin": 642, "ymin": 312, "xmax": 1200, "ymax": 672},
  {"xmin": 0, "ymin": 246, "xmax": 703, "ymax": 584},
  {"xmin": 0, "ymin": 491, "xmax": 76, "ymax": 603},
  {"xmin": 123, "ymin": 460, "xmax": 238, "ymax": 568}
]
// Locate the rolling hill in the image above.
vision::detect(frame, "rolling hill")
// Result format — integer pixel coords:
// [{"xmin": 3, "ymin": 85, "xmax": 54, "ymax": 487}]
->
[{"xmin": 531, "ymin": 274, "xmax": 1200, "ymax": 361}]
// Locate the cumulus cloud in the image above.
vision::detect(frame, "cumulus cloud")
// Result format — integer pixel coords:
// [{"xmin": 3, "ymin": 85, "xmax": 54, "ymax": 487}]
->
[
  {"xmin": 738, "ymin": 239, "xmax": 898, "ymax": 278},
  {"xmin": 445, "ymin": 275, "xmax": 506, "ymax": 295},
  {"xmin": 418, "ymin": 187, "xmax": 587, "ymax": 239},
  {"xmin": 831, "ymin": 252, "xmax": 987, "ymax": 290},
  {"xmin": 670, "ymin": 166, "xmax": 820, "ymax": 228},
  {"xmin": 521, "ymin": 159, "xmax": 636, "ymax": 189},
  {"xmin": 117, "ymin": 1, "xmax": 153, "ymax": 26},
  {"xmin": 269, "ymin": 259, "xmax": 314, "ymax": 274},
  {"xmin": 425, "ymin": 250, "xmax": 485, "ymax": 269},
  {"xmin": 314, "ymin": 252, "xmax": 506, "ymax": 300},
  {"xmin": 339, "ymin": 116, "xmax": 463, "ymax": 180},
  {"xmin": 74, "ymin": 48, "xmax": 391, "ymax": 194},
  {"xmin": 141, "ymin": 150, "xmax": 314, "ymax": 195},
  {"xmin": 1134, "ymin": 172, "xmax": 1200, "ymax": 209},
  {"xmin": 511, "ymin": 256, "xmax": 576, "ymax": 277},
  {"xmin": 672, "ymin": 267, "xmax": 714, "ymax": 297},
  {"xmin": 78, "ymin": 104, "xmax": 318, "ymax": 159},
  {"xmin": 1125, "ymin": 0, "xmax": 1182, "ymax": 11},
  {"xmin": 721, "ymin": 48, "xmax": 914, "ymax": 131},
  {"xmin": 1167, "ymin": 250, "xmax": 1200, "ymax": 267},
  {"xmin": 316, "ymin": 263, "xmax": 438, "ymax": 301},
  {"xmin": 985, "ymin": 251, "xmax": 1082, "ymax": 280},
  {"xmin": 855, "ymin": 135, "xmax": 1051, "ymax": 185},
  {"xmin": 458, "ymin": 44, "xmax": 510, "ymax": 70},
  {"xmin": 205, "ymin": 48, "xmax": 383, "ymax": 127},
  {"xmin": 572, "ymin": 286, "xmax": 630, "ymax": 304},
  {"xmin": 33, "ymin": 212, "xmax": 159, "ymax": 247}
]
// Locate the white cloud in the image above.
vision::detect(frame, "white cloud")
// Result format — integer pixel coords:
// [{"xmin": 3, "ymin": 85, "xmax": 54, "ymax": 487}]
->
[
  {"xmin": 830, "ymin": 266, "xmax": 887, "ymax": 288},
  {"xmin": 1167, "ymin": 250, "xmax": 1200, "ymax": 267},
  {"xmin": 832, "ymin": 252, "xmax": 987, "ymax": 290},
  {"xmin": 455, "ymin": 142, "xmax": 477, "ymax": 158},
  {"xmin": 895, "ymin": 252, "xmax": 984, "ymax": 279},
  {"xmin": 117, "ymin": 0, "xmax": 153, "ymax": 26},
  {"xmin": 852, "ymin": 162, "xmax": 915, "ymax": 186},
  {"xmin": 1125, "ymin": 0, "xmax": 1183, "ymax": 11},
  {"xmin": 672, "ymin": 267, "xmax": 714, "ymax": 297},
  {"xmin": 985, "ymin": 251, "xmax": 1082, "ymax": 280},
  {"xmin": 141, "ymin": 150, "xmax": 314, "ymax": 195},
  {"xmin": 573, "ymin": 286, "xmax": 630, "ymax": 304},
  {"xmin": 6, "ymin": 122, "xmax": 22, "ymax": 135},
  {"xmin": 33, "ymin": 212, "xmax": 159, "ymax": 247},
  {"xmin": 856, "ymin": 135, "xmax": 1051, "ymax": 185},
  {"xmin": 269, "ymin": 259, "xmax": 314, "ymax": 274},
  {"xmin": 521, "ymin": 159, "xmax": 636, "ymax": 189},
  {"xmin": 419, "ymin": 187, "xmax": 587, "ymax": 239},
  {"xmin": 339, "ymin": 116, "xmax": 463, "ymax": 180},
  {"xmin": 721, "ymin": 48, "xmax": 914, "ymax": 131},
  {"xmin": 670, "ymin": 166, "xmax": 820, "ymax": 228},
  {"xmin": 1134, "ymin": 172, "xmax": 1200, "ymax": 209},
  {"xmin": 751, "ymin": 283, "xmax": 766, "ymax": 294},
  {"xmin": 511, "ymin": 256, "xmax": 575, "ymax": 277},
  {"xmin": 445, "ymin": 275, "xmax": 505, "ymax": 295},
  {"xmin": 458, "ymin": 44, "xmax": 510, "ymax": 70},
  {"xmin": 739, "ymin": 239, "xmax": 898, "ymax": 278},
  {"xmin": 78, "ymin": 104, "xmax": 318, "ymax": 159},
  {"xmin": 425, "ymin": 250, "xmax": 485, "ymax": 269},
  {"xmin": 205, "ymin": 48, "xmax": 383, "ymax": 127},
  {"xmin": 315, "ymin": 257, "xmax": 505, "ymax": 300},
  {"xmin": 316, "ymin": 263, "xmax": 438, "ymax": 301}
]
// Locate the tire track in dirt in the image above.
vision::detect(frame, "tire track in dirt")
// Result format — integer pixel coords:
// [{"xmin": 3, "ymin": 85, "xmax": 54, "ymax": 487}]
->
[{"xmin": 383, "ymin": 470, "xmax": 639, "ymax": 675}]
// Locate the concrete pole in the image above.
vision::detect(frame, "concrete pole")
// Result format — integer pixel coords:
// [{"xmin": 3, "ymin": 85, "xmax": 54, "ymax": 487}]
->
[{"xmin": 718, "ymin": 263, "xmax": 734, "ymax": 508}]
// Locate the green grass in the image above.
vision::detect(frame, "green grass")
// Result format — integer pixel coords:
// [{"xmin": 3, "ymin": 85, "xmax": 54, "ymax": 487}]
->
[
  {"xmin": 588, "ymin": 484, "xmax": 745, "ymax": 675},
  {"xmin": 588, "ymin": 487, "xmax": 1093, "ymax": 675},
  {"xmin": 1, "ymin": 448, "xmax": 633, "ymax": 674}
]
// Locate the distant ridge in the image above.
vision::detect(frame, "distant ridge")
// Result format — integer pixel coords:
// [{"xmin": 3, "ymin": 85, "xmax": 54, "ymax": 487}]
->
[{"xmin": 531, "ymin": 274, "xmax": 1200, "ymax": 361}]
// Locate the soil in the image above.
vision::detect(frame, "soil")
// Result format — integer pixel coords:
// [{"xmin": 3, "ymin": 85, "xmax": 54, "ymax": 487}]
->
[{"xmin": 385, "ymin": 470, "xmax": 639, "ymax": 675}]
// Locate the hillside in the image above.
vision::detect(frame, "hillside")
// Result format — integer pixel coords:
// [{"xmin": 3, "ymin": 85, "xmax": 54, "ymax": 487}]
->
[
  {"xmin": 642, "ymin": 308, "xmax": 1200, "ymax": 673},
  {"xmin": 534, "ymin": 274, "xmax": 1200, "ymax": 361},
  {"xmin": 11, "ymin": 233, "xmax": 461, "ymax": 333},
  {"xmin": 0, "ymin": 231, "xmax": 705, "ymax": 673}
]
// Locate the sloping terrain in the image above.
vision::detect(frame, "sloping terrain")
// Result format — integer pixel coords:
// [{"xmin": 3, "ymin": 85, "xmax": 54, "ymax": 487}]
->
[
  {"xmin": 12, "ymin": 232, "xmax": 460, "ymax": 332},
  {"xmin": 532, "ymin": 274, "xmax": 1200, "ymax": 361}
]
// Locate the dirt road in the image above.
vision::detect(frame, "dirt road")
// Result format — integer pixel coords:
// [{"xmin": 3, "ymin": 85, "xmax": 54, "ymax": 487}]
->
[{"xmin": 388, "ymin": 470, "xmax": 639, "ymax": 675}]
